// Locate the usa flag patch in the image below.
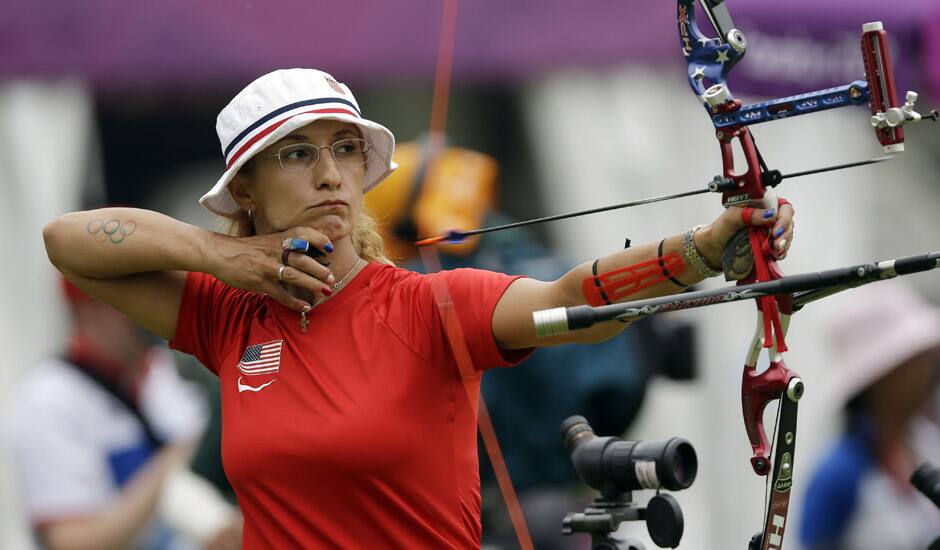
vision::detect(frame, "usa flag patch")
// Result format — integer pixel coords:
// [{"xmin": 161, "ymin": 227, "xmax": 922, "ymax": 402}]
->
[{"xmin": 237, "ymin": 340, "xmax": 282, "ymax": 375}]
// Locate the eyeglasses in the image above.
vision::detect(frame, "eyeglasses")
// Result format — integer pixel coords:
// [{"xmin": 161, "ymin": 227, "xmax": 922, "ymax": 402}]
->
[{"xmin": 270, "ymin": 138, "xmax": 372, "ymax": 172}]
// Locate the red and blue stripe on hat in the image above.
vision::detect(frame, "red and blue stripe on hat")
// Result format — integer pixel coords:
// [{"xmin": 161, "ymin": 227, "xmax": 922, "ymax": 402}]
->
[{"xmin": 223, "ymin": 97, "xmax": 362, "ymax": 170}]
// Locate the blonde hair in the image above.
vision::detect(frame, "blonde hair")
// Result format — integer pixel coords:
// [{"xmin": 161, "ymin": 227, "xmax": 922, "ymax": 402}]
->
[
  {"xmin": 222, "ymin": 206, "xmax": 396, "ymax": 266},
  {"xmin": 349, "ymin": 207, "xmax": 396, "ymax": 266}
]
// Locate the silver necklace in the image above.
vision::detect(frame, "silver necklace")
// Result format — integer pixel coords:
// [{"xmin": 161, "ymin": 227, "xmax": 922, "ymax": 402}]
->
[{"xmin": 300, "ymin": 258, "xmax": 363, "ymax": 333}]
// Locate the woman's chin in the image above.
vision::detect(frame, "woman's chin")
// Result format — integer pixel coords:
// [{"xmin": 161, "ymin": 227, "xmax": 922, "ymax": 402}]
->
[{"xmin": 300, "ymin": 214, "xmax": 349, "ymax": 240}]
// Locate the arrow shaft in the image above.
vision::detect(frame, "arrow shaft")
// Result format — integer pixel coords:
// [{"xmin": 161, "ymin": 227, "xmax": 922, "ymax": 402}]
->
[
  {"xmin": 780, "ymin": 156, "xmax": 891, "ymax": 180},
  {"xmin": 416, "ymin": 156, "xmax": 892, "ymax": 245},
  {"xmin": 456, "ymin": 188, "xmax": 712, "ymax": 238}
]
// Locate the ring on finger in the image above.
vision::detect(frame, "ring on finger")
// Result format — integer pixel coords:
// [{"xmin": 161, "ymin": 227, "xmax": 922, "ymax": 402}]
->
[
  {"xmin": 282, "ymin": 237, "xmax": 310, "ymax": 252},
  {"xmin": 277, "ymin": 264, "xmax": 289, "ymax": 282},
  {"xmin": 281, "ymin": 248, "xmax": 291, "ymax": 266}
]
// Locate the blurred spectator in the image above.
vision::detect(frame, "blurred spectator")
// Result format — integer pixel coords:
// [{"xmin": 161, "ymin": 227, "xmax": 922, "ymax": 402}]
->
[
  {"xmin": 6, "ymin": 279, "xmax": 207, "ymax": 549},
  {"xmin": 800, "ymin": 283, "xmax": 940, "ymax": 550},
  {"xmin": 158, "ymin": 375, "xmax": 243, "ymax": 550},
  {"xmin": 366, "ymin": 139, "xmax": 655, "ymax": 549}
]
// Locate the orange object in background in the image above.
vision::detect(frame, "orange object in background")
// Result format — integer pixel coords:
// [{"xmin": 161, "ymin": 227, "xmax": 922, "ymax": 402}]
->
[{"xmin": 366, "ymin": 142, "xmax": 498, "ymax": 261}]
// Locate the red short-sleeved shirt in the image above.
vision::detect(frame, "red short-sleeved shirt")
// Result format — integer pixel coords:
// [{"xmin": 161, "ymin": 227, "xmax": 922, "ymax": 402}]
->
[{"xmin": 170, "ymin": 262, "xmax": 531, "ymax": 549}]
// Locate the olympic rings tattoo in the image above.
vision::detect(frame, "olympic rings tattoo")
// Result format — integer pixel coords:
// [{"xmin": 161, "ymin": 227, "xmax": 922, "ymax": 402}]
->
[{"xmin": 86, "ymin": 218, "xmax": 137, "ymax": 244}]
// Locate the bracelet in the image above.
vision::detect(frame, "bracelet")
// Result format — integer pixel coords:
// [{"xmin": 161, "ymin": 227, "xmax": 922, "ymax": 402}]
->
[{"xmin": 682, "ymin": 225, "xmax": 721, "ymax": 278}]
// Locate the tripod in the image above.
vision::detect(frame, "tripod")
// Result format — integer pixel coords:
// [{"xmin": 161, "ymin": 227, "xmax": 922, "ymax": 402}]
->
[
  {"xmin": 562, "ymin": 491, "xmax": 684, "ymax": 550},
  {"xmin": 911, "ymin": 462, "xmax": 940, "ymax": 550}
]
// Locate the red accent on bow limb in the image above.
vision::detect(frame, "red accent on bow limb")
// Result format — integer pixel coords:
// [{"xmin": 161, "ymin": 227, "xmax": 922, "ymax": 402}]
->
[
  {"xmin": 582, "ymin": 253, "xmax": 686, "ymax": 306},
  {"xmin": 746, "ymin": 228, "xmax": 788, "ymax": 352}
]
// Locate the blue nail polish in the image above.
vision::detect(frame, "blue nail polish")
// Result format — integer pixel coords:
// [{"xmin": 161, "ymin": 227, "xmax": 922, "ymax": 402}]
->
[
  {"xmin": 775, "ymin": 227, "xmax": 784, "ymax": 237},
  {"xmin": 324, "ymin": 243, "xmax": 334, "ymax": 253},
  {"xmin": 763, "ymin": 209, "xmax": 776, "ymax": 219}
]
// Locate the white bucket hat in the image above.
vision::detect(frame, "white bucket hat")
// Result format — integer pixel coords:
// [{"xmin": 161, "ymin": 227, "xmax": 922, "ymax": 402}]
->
[
  {"xmin": 201, "ymin": 68, "xmax": 397, "ymax": 218},
  {"xmin": 827, "ymin": 282, "xmax": 940, "ymax": 407}
]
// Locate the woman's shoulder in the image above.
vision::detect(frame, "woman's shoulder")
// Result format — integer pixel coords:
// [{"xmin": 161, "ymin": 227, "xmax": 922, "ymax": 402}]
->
[
  {"xmin": 363, "ymin": 263, "xmax": 427, "ymax": 298},
  {"xmin": 363, "ymin": 264, "xmax": 519, "ymax": 320},
  {"xmin": 366, "ymin": 263, "xmax": 503, "ymax": 290},
  {"xmin": 366, "ymin": 262, "xmax": 420, "ymax": 281}
]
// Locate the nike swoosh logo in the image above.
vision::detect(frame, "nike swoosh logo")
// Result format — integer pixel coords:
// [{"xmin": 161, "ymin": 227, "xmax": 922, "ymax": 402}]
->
[{"xmin": 237, "ymin": 376, "xmax": 276, "ymax": 393}]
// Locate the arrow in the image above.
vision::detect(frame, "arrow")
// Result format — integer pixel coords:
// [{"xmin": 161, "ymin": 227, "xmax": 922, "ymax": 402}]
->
[{"xmin": 414, "ymin": 156, "xmax": 892, "ymax": 246}]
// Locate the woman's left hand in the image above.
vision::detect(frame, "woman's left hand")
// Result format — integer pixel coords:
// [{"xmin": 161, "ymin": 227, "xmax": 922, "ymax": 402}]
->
[{"xmin": 694, "ymin": 197, "xmax": 795, "ymax": 269}]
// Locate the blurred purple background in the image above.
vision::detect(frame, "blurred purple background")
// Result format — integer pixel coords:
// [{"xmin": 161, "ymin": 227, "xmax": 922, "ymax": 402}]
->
[{"xmin": 3, "ymin": 0, "xmax": 938, "ymax": 96}]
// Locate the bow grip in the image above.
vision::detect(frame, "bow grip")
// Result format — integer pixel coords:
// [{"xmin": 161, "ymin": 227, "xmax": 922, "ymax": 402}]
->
[{"xmin": 722, "ymin": 227, "xmax": 756, "ymax": 281}]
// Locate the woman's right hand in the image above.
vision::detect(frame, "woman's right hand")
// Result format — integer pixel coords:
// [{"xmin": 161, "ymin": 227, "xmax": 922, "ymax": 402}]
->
[{"xmin": 209, "ymin": 227, "xmax": 336, "ymax": 312}]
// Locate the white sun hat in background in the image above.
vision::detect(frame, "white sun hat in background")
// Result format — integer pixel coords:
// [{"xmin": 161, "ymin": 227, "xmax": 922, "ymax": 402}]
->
[{"xmin": 827, "ymin": 282, "xmax": 940, "ymax": 407}]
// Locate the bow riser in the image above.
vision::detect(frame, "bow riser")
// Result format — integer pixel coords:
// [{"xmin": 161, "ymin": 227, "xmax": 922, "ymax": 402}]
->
[
  {"xmin": 741, "ymin": 360, "xmax": 802, "ymax": 476},
  {"xmin": 718, "ymin": 127, "xmax": 766, "ymax": 207}
]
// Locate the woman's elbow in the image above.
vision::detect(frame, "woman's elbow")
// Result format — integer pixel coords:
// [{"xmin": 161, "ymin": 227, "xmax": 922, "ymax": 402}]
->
[
  {"xmin": 43, "ymin": 217, "xmax": 67, "ymax": 268},
  {"xmin": 43, "ymin": 212, "xmax": 85, "ymax": 270},
  {"xmin": 585, "ymin": 320, "xmax": 634, "ymax": 344}
]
